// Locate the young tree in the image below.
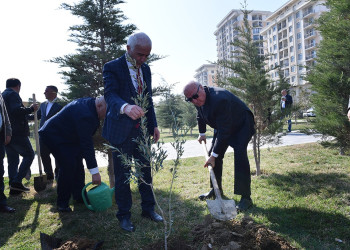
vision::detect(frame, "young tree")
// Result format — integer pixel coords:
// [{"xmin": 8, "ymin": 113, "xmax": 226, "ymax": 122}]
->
[
  {"xmin": 217, "ymin": 4, "xmax": 287, "ymax": 175},
  {"xmin": 307, "ymin": 0, "xmax": 350, "ymax": 154}
]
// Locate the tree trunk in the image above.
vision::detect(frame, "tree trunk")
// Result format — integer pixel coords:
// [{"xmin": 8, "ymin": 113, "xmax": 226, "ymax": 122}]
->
[
  {"xmin": 107, "ymin": 149, "xmax": 115, "ymax": 187},
  {"xmin": 252, "ymin": 133, "xmax": 261, "ymax": 176}
]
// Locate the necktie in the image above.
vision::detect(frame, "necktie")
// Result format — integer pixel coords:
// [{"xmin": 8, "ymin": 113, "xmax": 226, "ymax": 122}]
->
[{"xmin": 136, "ymin": 68, "xmax": 143, "ymax": 94}]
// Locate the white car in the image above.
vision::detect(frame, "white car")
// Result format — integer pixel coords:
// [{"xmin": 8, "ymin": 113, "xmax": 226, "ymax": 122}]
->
[{"xmin": 303, "ymin": 108, "xmax": 316, "ymax": 117}]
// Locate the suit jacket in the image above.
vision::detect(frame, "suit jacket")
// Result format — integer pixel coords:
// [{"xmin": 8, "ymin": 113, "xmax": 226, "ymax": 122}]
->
[
  {"xmin": 29, "ymin": 101, "xmax": 63, "ymax": 128},
  {"xmin": 2, "ymin": 88, "xmax": 33, "ymax": 136},
  {"xmin": 280, "ymin": 94, "xmax": 293, "ymax": 110},
  {"xmin": 39, "ymin": 98, "xmax": 100, "ymax": 170},
  {"xmin": 102, "ymin": 54, "xmax": 157, "ymax": 145},
  {"xmin": 0, "ymin": 91, "xmax": 12, "ymax": 142},
  {"xmin": 197, "ymin": 86, "xmax": 254, "ymax": 154}
]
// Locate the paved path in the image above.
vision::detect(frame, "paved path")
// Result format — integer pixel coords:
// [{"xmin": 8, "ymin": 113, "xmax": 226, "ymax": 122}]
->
[{"xmin": 3, "ymin": 131, "xmax": 324, "ymax": 177}]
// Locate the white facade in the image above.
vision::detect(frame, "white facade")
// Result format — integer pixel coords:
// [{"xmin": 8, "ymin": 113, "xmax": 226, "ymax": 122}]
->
[
  {"xmin": 214, "ymin": 9, "xmax": 272, "ymax": 78},
  {"xmin": 194, "ymin": 64, "xmax": 217, "ymax": 87},
  {"xmin": 261, "ymin": 0, "xmax": 328, "ymax": 101}
]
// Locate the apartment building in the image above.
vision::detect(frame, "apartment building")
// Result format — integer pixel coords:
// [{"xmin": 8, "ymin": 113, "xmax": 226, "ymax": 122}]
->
[
  {"xmin": 261, "ymin": 0, "xmax": 328, "ymax": 101},
  {"xmin": 194, "ymin": 64, "xmax": 217, "ymax": 87},
  {"xmin": 214, "ymin": 9, "xmax": 272, "ymax": 78}
]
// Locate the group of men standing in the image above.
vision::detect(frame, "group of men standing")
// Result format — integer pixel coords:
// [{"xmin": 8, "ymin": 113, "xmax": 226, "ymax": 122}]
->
[{"xmin": 1, "ymin": 32, "xmax": 268, "ymax": 233}]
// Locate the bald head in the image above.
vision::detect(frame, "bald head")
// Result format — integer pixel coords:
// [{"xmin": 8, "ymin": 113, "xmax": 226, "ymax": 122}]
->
[
  {"xmin": 183, "ymin": 81, "xmax": 206, "ymax": 107},
  {"xmin": 183, "ymin": 81, "xmax": 199, "ymax": 97}
]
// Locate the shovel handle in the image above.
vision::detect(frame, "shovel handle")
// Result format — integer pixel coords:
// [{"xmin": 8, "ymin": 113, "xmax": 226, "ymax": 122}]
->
[
  {"xmin": 32, "ymin": 94, "xmax": 43, "ymax": 176},
  {"xmin": 201, "ymin": 143, "xmax": 223, "ymax": 201}
]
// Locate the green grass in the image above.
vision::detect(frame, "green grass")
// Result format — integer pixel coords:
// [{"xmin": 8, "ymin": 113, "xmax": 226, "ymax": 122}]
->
[{"xmin": 2, "ymin": 143, "xmax": 349, "ymax": 249}]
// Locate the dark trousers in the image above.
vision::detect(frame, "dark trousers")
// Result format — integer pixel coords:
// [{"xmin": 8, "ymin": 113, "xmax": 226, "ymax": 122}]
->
[
  {"xmin": 48, "ymin": 144, "xmax": 85, "ymax": 207},
  {"xmin": 39, "ymin": 137, "xmax": 59, "ymax": 178},
  {"xmin": 210, "ymin": 112, "xmax": 255, "ymax": 197},
  {"xmin": 5, "ymin": 135, "xmax": 34, "ymax": 185},
  {"xmin": 112, "ymin": 128, "xmax": 155, "ymax": 221},
  {"xmin": 0, "ymin": 144, "xmax": 6, "ymax": 205}
]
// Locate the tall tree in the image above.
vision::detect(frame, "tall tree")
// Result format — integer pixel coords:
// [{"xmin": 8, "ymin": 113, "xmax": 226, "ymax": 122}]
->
[
  {"xmin": 217, "ymin": 5, "xmax": 287, "ymax": 175},
  {"xmin": 307, "ymin": 0, "xmax": 350, "ymax": 154},
  {"xmin": 50, "ymin": 0, "xmax": 136, "ymax": 185}
]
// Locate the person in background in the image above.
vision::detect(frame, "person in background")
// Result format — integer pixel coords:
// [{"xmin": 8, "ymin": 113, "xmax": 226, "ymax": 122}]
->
[
  {"xmin": 29, "ymin": 85, "xmax": 62, "ymax": 181},
  {"xmin": 280, "ymin": 89, "xmax": 293, "ymax": 132},
  {"xmin": 103, "ymin": 32, "xmax": 161, "ymax": 232},
  {"xmin": 347, "ymin": 96, "xmax": 350, "ymax": 122},
  {"xmin": 183, "ymin": 81, "xmax": 256, "ymax": 212},
  {"xmin": 0, "ymin": 91, "xmax": 14, "ymax": 213},
  {"xmin": 2, "ymin": 78, "xmax": 38, "ymax": 194},
  {"xmin": 39, "ymin": 97, "xmax": 105, "ymax": 213}
]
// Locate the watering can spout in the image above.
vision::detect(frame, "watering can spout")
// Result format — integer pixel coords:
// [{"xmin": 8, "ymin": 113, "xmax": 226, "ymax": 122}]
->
[{"xmin": 82, "ymin": 182, "xmax": 115, "ymax": 212}]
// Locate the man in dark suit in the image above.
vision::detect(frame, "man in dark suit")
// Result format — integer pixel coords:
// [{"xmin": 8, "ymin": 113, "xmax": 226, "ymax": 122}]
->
[
  {"xmin": 103, "ymin": 32, "xmax": 161, "ymax": 232},
  {"xmin": 39, "ymin": 97, "xmax": 105, "ymax": 212},
  {"xmin": 29, "ymin": 85, "xmax": 62, "ymax": 180},
  {"xmin": 280, "ymin": 89, "xmax": 293, "ymax": 132},
  {"xmin": 183, "ymin": 81, "xmax": 256, "ymax": 211},
  {"xmin": 0, "ymin": 91, "xmax": 15, "ymax": 213},
  {"xmin": 2, "ymin": 78, "xmax": 38, "ymax": 194}
]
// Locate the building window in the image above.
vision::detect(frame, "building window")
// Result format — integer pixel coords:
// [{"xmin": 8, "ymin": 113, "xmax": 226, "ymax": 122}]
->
[
  {"xmin": 291, "ymin": 66, "xmax": 295, "ymax": 72},
  {"xmin": 273, "ymin": 35, "xmax": 276, "ymax": 41},
  {"xmin": 290, "ymin": 46, "xmax": 294, "ymax": 52},
  {"xmin": 275, "ymin": 71, "xmax": 279, "ymax": 77},
  {"xmin": 291, "ymin": 56, "xmax": 295, "ymax": 62},
  {"xmin": 269, "ymin": 38, "xmax": 272, "ymax": 43},
  {"xmin": 289, "ymin": 26, "xmax": 293, "ymax": 32},
  {"xmin": 269, "ymin": 29, "xmax": 271, "ymax": 35},
  {"xmin": 298, "ymin": 43, "xmax": 302, "ymax": 50},
  {"xmin": 289, "ymin": 36, "xmax": 293, "ymax": 43},
  {"xmin": 274, "ymin": 54, "xmax": 277, "ymax": 59},
  {"xmin": 296, "ymin": 11, "xmax": 300, "ymax": 18},
  {"xmin": 299, "ymin": 65, "xmax": 303, "ymax": 71},
  {"xmin": 292, "ymin": 76, "xmax": 296, "ymax": 82},
  {"xmin": 298, "ymin": 53, "xmax": 303, "ymax": 60},
  {"xmin": 297, "ymin": 22, "xmax": 301, "ymax": 29},
  {"xmin": 274, "ymin": 44, "xmax": 277, "ymax": 50},
  {"xmin": 273, "ymin": 26, "xmax": 276, "ymax": 32},
  {"xmin": 253, "ymin": 35, "xmax": 260, "ymax": 40},
  {"xmin": 288, "ymin": 16, "xmax": 292, "ymax": 22},
  {"xmin": 270, "ymin": 47, "xmax": 272, "ymax": 53},
  {"xmin": 297, "ymin": 32, "xmax": 301, "ymax": 39}
]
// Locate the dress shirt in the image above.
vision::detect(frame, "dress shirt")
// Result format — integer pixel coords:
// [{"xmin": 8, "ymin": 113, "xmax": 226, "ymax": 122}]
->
[{"xmin": 46, "ymin": 97, "xmax": 58, "ymax": 116}]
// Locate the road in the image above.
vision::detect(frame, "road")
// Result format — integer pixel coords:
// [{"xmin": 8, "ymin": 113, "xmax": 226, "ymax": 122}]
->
[{"xmin": 3, "ymin": 131, "xmax": 324, "ymax": 177}]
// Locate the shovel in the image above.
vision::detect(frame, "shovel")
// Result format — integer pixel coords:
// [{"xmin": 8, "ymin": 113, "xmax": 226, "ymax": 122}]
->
[
  {"xmin": 33, "ymin": 94, "xmax": 47, "ymax": 192},
  {"xmin": 201, "ymin": 142, "xmax": 237, "ymax": 221}
]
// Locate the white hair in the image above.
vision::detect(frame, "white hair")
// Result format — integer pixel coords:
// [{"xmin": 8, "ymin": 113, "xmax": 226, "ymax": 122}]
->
[{"xmin": 127, "ymin": 32, "xmax": 152, "ymax": 50}]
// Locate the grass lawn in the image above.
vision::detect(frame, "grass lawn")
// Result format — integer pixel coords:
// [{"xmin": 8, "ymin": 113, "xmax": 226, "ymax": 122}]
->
[{"xmin": 1, "ymin": 142, "xmax": 349, "ymax": 249}]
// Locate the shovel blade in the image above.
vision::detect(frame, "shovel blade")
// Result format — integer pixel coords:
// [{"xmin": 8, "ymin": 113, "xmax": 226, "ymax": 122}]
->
[
  {"xmin": 206, "ymin": 199, "xmax": 237, "ymax": 221},
  {"xmin": 34, "ymin": 175, "xmax": 47, "ymax": 192}
]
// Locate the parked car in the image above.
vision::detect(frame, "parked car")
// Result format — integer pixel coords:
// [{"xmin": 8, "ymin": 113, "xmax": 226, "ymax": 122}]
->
[{"xmin": 303, "ymin": 107, "xmax": 316, "ymax": 117}]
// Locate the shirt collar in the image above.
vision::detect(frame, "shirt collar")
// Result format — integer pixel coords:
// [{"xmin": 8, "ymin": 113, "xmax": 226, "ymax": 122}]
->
[{"xmin": 47, "ymin": 97, "xmax": 57, "ymax": 104}]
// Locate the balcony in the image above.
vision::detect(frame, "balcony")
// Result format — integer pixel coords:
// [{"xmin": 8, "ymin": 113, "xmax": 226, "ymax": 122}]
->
[
  {"xmin": 305, "ymin": 53, "xmax": 317, "ymax": 60},
  {"xmin": 304, "ymin": 31, "xmax": 316, "ymax": 39},
  {"xmin": 303, "ymin": 9, "xmax": 315, "ymax": 18},
  {"xmin": 305, "ymin": 43, "xmax": 317, "ymax": 50},
  {"xmin": 303, "ymin": 22, "xmax": 314, "ymax": 28}
]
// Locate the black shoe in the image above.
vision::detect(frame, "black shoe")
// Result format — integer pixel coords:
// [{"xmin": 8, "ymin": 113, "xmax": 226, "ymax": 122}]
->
[
  {"xmin": 120, "ymin": 218, "xmax": 135, "ymax": 232},
  {"xmin": 198, "ymin": 188, "xmax": 223, "ymax": 201},
  {"xmin": 10, "ymin": 182, "xmax": 30, "ymax": 192},
  {"xmin": 9, "ymin": 189, "xmax": 23, "ymax": 196},
  {"xmin": 236, "ymin": 197, "xmax": 253, "ymax": 212},
  {"xmin": 141, "ymin": 210, "xmax": 163, "ymax": 222},
  {"xmin": 46, "ymin": 174, "xmax": 54, "ymax": 181},
  {"xmin": 57, "ymin": 206, "xmax": 72, "ymax": 213},
  {"xmin": 0, "ymin": 205, "xmax": 16, "ymax": 213}
]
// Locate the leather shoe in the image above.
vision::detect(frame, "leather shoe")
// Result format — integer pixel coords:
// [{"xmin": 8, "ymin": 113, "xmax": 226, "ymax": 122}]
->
[
  {"xmin": 120, "ymin": 218, "xmax": 135, "ymax": 232},
  {"xmin": 198, "ymin": 188, "xmax": 223, "ymax": 201},
  {"xmin": 141, "ymin": 210, "xmax": 163, "ymax": 222},
  {"xmin": 236, "ymin": 197, "xmax": 253, "ymax": 212},
  {"xmin": 57, "ymin": 206, "xmax": 72, "ymax": 213},
  {"xmin": 0, "ymin": 205, "xmax": 16, "ymax": 213}
]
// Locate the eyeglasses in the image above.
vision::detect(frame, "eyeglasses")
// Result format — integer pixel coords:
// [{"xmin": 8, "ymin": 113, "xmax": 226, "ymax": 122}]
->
[{"xmin": 185, "ymin": 85, "xmax": 200, "ymax": 102}]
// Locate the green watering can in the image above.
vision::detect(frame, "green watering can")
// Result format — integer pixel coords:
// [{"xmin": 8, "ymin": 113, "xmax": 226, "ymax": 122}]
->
[{"xmin": 82, "ymin": 182, "xmax": 115, "ymax": 212}]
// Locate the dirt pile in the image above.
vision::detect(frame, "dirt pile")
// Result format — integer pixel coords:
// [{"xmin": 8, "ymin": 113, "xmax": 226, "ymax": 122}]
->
[{"xmin": 192, "ymin": 215, "xmax": 297, "ymax": 250}]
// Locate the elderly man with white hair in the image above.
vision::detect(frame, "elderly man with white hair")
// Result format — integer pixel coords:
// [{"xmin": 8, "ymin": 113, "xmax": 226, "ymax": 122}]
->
[{"xmin": 103, "ymin": 32, "xmax": 161, "ymax": 232}]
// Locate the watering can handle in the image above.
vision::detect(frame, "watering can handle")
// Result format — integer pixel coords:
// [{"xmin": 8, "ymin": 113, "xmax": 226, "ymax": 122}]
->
[
  {"xmin": 201, "ymin": 143, "xmax": 224, "ymax": 201},
  {"xmin": 82, "ymin": 182, "xmax": 94, "ymax": 211}
]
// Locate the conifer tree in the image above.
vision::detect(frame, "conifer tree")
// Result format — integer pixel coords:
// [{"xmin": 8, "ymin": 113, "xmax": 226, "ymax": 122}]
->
[
  {"xmin": 307, "ymin": 0, "xmax": 350, "ymax": 154},
  {"xmin": 217, "ymin": 4, "xmax": 288, "ymax": 175}
]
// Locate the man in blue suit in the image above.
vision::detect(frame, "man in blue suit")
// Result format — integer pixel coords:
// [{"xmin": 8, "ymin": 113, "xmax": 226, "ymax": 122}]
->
[
  {"xmin": 39, "ymin": 97, "xmax": 105, "ymax": 212},
  {"xmin": 29, "ymin": 86, "xmax": 62, "ymax": 180},
  {"xmin": 103, "ymin": 32, "xmax": 161, "ymax": 232}
]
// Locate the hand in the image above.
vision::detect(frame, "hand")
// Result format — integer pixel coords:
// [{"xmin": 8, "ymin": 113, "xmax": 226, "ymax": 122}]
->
[
  {"xmin": 153, "ymin": 127, "xmax": 160, "ymax": 143},
  {"xmin": 198, "ymin": 134, "xmax": 206, "ymax": 144},
  {"xmin": 124, "ymin": 104, "xmax": 144, "ymax": 120},
  {"xmin": 4, "ymin": 135, "xmax": 11, "ymax": 145},
  {"xmin": 204, "ymin": 155, "xmax": 216, "ymax": 168},
  {"xmin": 347, "ymin": 110, "xmax": 350, "ymax": 122},
  {"xmin": 31, "ymin": 103, "xmax": 39, "ymax": 112},
  {"xmin": 92, "ymin": 173, "xmax": 101, "ymax": 185}
]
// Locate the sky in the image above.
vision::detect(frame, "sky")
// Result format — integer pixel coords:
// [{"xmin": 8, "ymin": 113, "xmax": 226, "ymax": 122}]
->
[{"xmin": 0, "ymin": 0, "xmax": 286, "ymax": 102}]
